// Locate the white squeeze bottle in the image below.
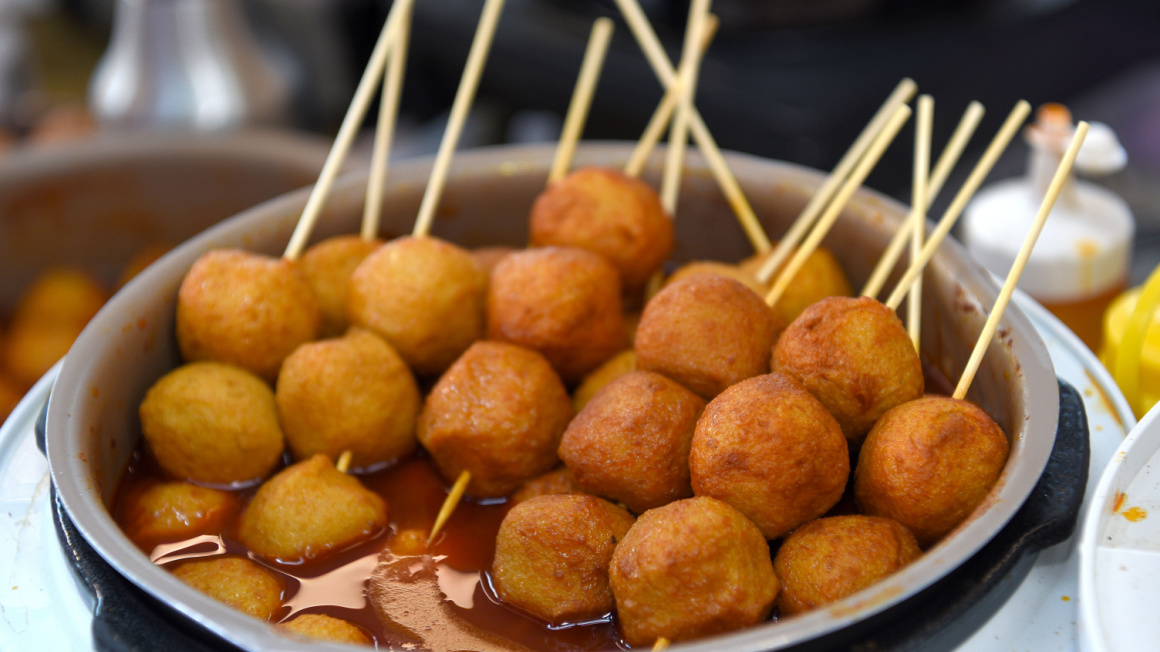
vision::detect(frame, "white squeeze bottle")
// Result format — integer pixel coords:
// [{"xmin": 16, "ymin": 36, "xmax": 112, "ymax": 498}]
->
[{"xmin": 962, "ymin": 103, "xmax": 1132, "ymax": 351}]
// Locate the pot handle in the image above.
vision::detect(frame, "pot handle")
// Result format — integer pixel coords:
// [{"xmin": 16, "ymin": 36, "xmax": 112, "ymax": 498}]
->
[{"xmin": 51, "ymin": 488, "xmax": 245, "ymax": 652}]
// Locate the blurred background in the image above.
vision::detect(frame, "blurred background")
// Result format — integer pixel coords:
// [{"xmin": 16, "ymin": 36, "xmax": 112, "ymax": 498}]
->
[{"xmin": 1, "ymin": 0, "xmax": 1159, "ymax": 419}]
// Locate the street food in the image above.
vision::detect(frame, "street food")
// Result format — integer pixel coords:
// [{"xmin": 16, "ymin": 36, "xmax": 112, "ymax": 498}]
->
[
  {"xmin": 236, "ymin": 454, "xmax": 389, "ymax": 562},
  {"xmin": 510, "ymin": 466, "xmax": 583, "ymax": 505},
  {"xmin": 348, "ymin": 235, "xmax": 487, "ymax": 376},
  {"xmin": 491, "ymin": 493, "xmax": 635, "ymax": 623},
  {"xmin": 854, "ymin": 396, "xmax": 1010, "ymax": 546},
  {"xmin": 559, "ymin": 370, "xmax": 703, "ymax": 513},
  {"xmin": 119, "ymin": 481, "xmax": 239, "ymax": 551},
  {"xmin": 774, "ymin": 515, "xmax": 921, "ymax": 615},
  {"xmin": 177, "ymin": 249, "xmax": 321, "ymax": 382},
  {"xmin": 280, "ymin": 614, "xmax": 373, "ymax": 644},
  {"xmin": 608, "ymin": 496, "xmax": 780, "ymax": 646},
  {"xmin": 773, "ymin": 295, "xmax": 924, "ymax": 441},
  {"xmin": 529, "ymin": 167, "xmax": 673, "ymax": 291},
  {"xmin": 740, "ymin": 246, "xmax": 852, "ymax": 325},
  {"xmin": 138, "ymin": 361, "xmax": 284, "ymax": 485},
  {"xmin": 635, "ymin": 274, "xmax": 782, "ymax": 400},
  {"xmin": 571, "ymin": 349, "xmax": 636, "ymax": 413},
  {"xmin": 171, "ymin": 557, "xmax": 284, "ymax": 621},
  {"xmin": 298, "ymin": 235, "xmax": 382, "ymax": 337},
  {"xmin": 487, "ymin": 246, "xmax": 626, "ymax": 383},
  {"xmin": 276, "ymin": 328, "xmax": 419, "ymax": 470},
  {"xmin": 417, "ymin": 341, "xmax": 573, "ymax": 497},
  {"xmin": 690, "ymin": 372, "xmax": 848, "ymax": 539}
]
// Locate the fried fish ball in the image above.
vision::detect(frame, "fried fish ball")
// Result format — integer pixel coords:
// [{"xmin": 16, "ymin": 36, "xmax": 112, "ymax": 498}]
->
[
  {"xmin": 529, "ymin": 167, "xmax": 673, "ymax": 291},
  {"xmin": 740, "ymin": 245, "xmax": 852, "ymax": 325},
  {"xmin": 280, "ymin": 614, "xmax": 373, "ymax": 644},
  {"xmin": 666, "ymin": 261, "xmax": 766, "ymax": 296},
  {"xmin": 348, "ymin": 236, "xmax": 487, "ymax": 376},
  {"xmin": 635, "ymin": 274, "xmax": 782, "ymax": 400},
  {"xmin": 177, "ymin": 249, "xmax": 320, "ymax": 382},
  {"xmin": 417, "ymin": 341, "xmax": 572, "ymax": 497},
  {"xmin": 492, "ymin": 494, "xmax": 635, "ymax": 623},
  {"xmin": 298, "ymin": 235, "xmax": 382, "ymax": 337},
  {"xmin": 276, "ymin": 328, "xmax": 419, "ymax": 470},
  {"xmin": 773, "ymin": 296, "xmax": 923, "ymax": 442},
  {"xmin": 609, "ymin": 496, "xmax": 779, "ymax": 646},
  {"xmin": 139, "ymin": 361, "xmax": 284, "ymax": 485},
  {"xmin": 854, "ymin": 396, "xmax": 1009, "ymax": 547},
  {"xmin": 236, "ymin": 454, "xmax": 389, "ymax": 562},
  {"xmin": 774, "ymin": 515, "xmax": 921, "ymax": 616},
  {"xmin": 560, "ymin": 371, "xmax": 703, "ymax": 513},
  {"xmin": 572, "ymin": 349, "xmax": 635, "ymax": 413},
  {"xmin": 487, "ymin": 247, "xmax": 626, "ymax": 383},
  {"xmin": 3, "ymin": 320, "xmax": 83, "ymax": 386},
  {"xmin": 120, "ymin": 481, "xmax": 239, "ymax": 550},
  {"xmin": 510, "ymin": 466, "xmax": 583, "ymax": 505},
  {"xmin": 10, "ymin": 268, "xmax": 107, "ymax": 328},
  {"xmin": 690, "ymin": 372, "xmax": 848, "ymax": 539},
  {"xmin": 171, "ymin": 556, "xmax": 283, "ymax": 621}
]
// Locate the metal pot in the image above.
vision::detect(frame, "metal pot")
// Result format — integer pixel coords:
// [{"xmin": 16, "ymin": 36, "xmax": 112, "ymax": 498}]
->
[{"xmin": 44, "ymin": 143, "xmax": 1063, "ymax": 651}]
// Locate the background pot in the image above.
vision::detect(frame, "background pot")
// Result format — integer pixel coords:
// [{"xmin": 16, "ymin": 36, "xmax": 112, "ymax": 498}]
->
[{"xmin": 44, "ymin": 142, "xmax": 1059, "ymax": 651}]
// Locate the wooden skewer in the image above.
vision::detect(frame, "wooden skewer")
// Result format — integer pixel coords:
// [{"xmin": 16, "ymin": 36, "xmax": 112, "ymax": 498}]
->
[
  {"xmin": 428, "ymin": 470, "xmax": 472, "ymax": 545},
  {"xmin": 336, "ymin": 450, "xmax": 353, "ymax": 474},
  {"xmin": 753, "ymin": 78, "xmax": 918, "ymax": 284},
  {"xmin": 953, "ymin": 122, "xmax": 1090, "ymax": 400},
  {"xmin": 660, "ymin": 0, "xmax": 711, "ymax": 214},
  {"xmin": 861, "ymin": 101, "xmax": 985, "ymax": 298},
  {"xmin": 361, "ymin": 0, "xmax": 413, "ymax": 241},
  {"xmin": 884, "ymin": 100, "xmax": 1032, "ymax": 311},
  {"xmin": 283, "ymin": 0, "xmax": 413, "ymax": 260},
  {"xmin": 623, "ymin": 14, "xmax": 719, "ymax": 179},
  {"xmin": 548, "ymin": 17, "xmax": 615, "ymax": 184},
  {"xmin": 614, "ymin": 0, "xmax": 771, "ymax": 254},
  {"xmin": 764, "ymin": 104, "xmax": 912, "ymax": 308},
  {"xmin": 907, "ymin": 95, "xmax": 933, "ymax": 352},
  {"xmin": 412, "ymin": 0, "xmax": 507, "ymax": 239}
]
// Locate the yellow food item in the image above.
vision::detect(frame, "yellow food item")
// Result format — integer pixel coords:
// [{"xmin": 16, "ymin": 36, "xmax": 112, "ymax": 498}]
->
[{"xmin": 171, "ymin": 556, "xmax": 283, "ymax": 621}]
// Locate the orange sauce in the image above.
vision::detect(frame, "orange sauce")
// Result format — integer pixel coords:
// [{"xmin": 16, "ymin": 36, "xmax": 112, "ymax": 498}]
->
[
  {"xmin": 112, "ymin": 449, "xmax": 627, "ymax": 650},
  {"xmin": 1038, "ymin": 280, "xmax": 1127, "ymax": 353}
]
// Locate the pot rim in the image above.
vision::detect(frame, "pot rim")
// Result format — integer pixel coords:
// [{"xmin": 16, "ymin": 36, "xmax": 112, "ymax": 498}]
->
[{"xmin": 45, "ymin": 142, "xmax": 1059, "ymax": 652}]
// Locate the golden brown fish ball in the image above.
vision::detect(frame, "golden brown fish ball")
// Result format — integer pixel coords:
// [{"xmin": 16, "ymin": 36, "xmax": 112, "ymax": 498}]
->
[
  {"xmin": 529, "ymin": 167, "xmax": 673, "ymax": 291},
  {"xmin": 559, "ymin": 371, "xmax": 703, "ymax": 513},
  {"xmin": 609, "ymin": 496, "xmax": 779, "ymax": 646},
  {"xmin": 492, "ymin": 494, "xmax": 635, "ymax": 623},
  {"xmin": 119, "ymin": 481, "xmax": 239, "ymax": 550},
  {"xmin": 635, "ymin": 274, "xmax": 783, "ymax": 400},
  {"xmin": 774, "ymin": 515, "xmax": 921, "ymax": 616},
  {"xmin": 667, "ymin": 261, "xmax": 766, "ymax": 296},
  {"xmin": 171, "ymin": 557, "xmax": 283, "ymax": 621},
  {"xmin": 176, "ymin": 249, "xmax": 320, "ymax": 382},
  {"xmin": 855, "ymin": 396, "xmax": 1009, "ymax": 547},
  {"xmin": 236, "ymin": 454, "xmax": 389, "ymax": 562},
  {"xmin": 690, "ymin": 372, "xmax": 848, "ymax": 539},
  {"xmin": 572, "ymin": 349, "xmax": 635, "ymax": 413},
  {"xmin": 2, "ymin": 320, "xmax": 83, "ymax": 386},
  {"xmin": 138, "ymin": 361, "xmax": 284, "ymax": 485},
  {"xmin": 280, "ymin": 614, "xmax": 373, "ymax": 644},
  {"xmin": 470, "ymin": 246, "xmax": 517, "ymax": 277},
  {"xmin": 348, "ymin": 236, "xmax": 486, "ymax": 376},
  {"xmin": 276, "ymin": 328, "xmax": 419, "ymax": 470},
  {"xmin": 487, "ymin": 247, "xmax": 626, "ymax": 384},
  {"xmin": 510, "ymin": 466, "xmax": 583, "ymax": 505},
  {"xmin": 418, "ymin": 341, "xmax": 572, "ymax": 497},
  {"xmin": 740, "ymin": 245, "xmax": 852, "ymax": 325},
  {"xmin": 11, "ymin": 268, "xmax": 107, "ymax": 328},
  {"xmin": 773, "ymin": 296, "xmax": 923, "ymax": 442},
  {"xmin": 298, "ymin": 235, "xmax": 382, "ymax": 337}
]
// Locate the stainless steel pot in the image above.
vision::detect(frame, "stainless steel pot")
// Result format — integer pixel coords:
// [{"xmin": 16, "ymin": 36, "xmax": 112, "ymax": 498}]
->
[{"xmin": 44, "ymin": 143, "xmax": 1060, "ymax": 651}]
